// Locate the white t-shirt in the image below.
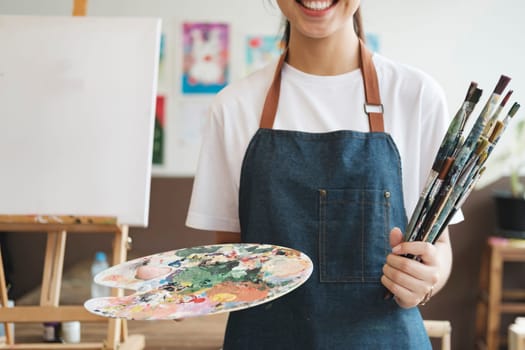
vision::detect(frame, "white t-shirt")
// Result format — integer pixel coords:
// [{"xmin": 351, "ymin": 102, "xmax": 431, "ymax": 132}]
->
[{"xmin": 186, "ymin": 53, "xmax": 463, "ymax": 232}]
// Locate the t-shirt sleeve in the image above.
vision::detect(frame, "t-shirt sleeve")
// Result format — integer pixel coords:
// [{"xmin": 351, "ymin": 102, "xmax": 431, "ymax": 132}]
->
[{"xmin": 185, "ymin": 103, "xmax": 241, "ymax": 232}]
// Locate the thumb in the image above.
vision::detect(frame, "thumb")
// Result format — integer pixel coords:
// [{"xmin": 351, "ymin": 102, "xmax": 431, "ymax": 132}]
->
[{"xmin": 389, "ymin": 227, "xmax": 404, "ymax": 249}]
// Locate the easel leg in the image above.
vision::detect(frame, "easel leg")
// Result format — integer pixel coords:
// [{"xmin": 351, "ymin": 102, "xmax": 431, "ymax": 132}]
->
[
  {"xmin": 72, "ymin": 0, "xmax": 88, "ymax": 16},
  {"xmin": 40, "ymin": 231, "xmax": 67, "ymax": 307},
  {"xmin": 0, "ymin": 246, "xmax": 14, "ymax": 345},
  {"xmin": 105, "ymin": 225, "xmax": 129, "ymax": 350}
]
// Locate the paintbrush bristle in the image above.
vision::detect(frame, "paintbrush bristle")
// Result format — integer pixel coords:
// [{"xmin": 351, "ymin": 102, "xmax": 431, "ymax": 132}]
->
[
  {"xmin": 470, "ymin": 88, "xmax": 483, "ymax": 104},
  {"xmin": 501, "ymin": 90, "xmax": 513, "ymax": 107},
  {"xmin": 494, "ymin": 75, "xmax": 511, "ymax": 95},
  {"xmin": 464, "ymin": 82, "xmax": 478, "ymax": 101},
  {"xmin": 508, "ymin": 102, "xmax": 520, "ymax": 118}
]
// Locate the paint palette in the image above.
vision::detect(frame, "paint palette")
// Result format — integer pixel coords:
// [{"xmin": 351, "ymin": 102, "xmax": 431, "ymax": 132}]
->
[{"xmin": 84, "ymin": 243, "xmax": 313, "ymax": 320}]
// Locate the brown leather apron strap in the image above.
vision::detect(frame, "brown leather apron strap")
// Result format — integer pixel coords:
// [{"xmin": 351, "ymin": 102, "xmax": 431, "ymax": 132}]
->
[
  {"xmin": 359, "ymin": 40, "xmax": 384, "ymax": 132},
  {"xmin": 260, "ymin": 40, "xmax": 384, "ymax": 132},
  {"xmin": 259, "ymin": 50, "xmax": 287, "ymax": 129}
]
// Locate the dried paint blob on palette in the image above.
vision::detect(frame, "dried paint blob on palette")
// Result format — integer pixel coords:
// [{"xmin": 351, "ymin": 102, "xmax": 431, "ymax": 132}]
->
[{"xmin": 84, "ymin": 243, "xmax": 313, "ymax": 320}]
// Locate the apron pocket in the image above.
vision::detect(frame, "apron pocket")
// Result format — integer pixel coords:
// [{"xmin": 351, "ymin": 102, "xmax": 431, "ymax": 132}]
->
[{"xmin": 318, "ymin": 188, "xmax": 390, "ymax": 283}]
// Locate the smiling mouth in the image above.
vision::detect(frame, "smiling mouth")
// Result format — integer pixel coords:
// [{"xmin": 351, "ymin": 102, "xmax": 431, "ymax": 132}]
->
[{"xmin": 295, "ymin": 0, "xmax": 338, "ymax": 11}]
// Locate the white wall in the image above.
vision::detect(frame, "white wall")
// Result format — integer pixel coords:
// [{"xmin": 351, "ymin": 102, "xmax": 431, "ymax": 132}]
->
[
  {"xmin": 362, "ymin": 0, "xmax": 525, "ymax": 182},
  {"xmin": 1, "ymin": 0, "xmax": 283, "ymax": 176},
  {"xmin": 362, "ymin": 0, "xmax": 525, "ymax": 110},
  {"xmin": 1, "ymin": 0, "xmax": 524, "ymax": 176}
]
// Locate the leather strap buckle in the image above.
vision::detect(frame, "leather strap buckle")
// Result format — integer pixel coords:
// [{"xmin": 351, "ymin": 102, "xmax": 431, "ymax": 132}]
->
[{"xmin": 364, "ymin": 103, "xmax": 384, "ymax": 115}]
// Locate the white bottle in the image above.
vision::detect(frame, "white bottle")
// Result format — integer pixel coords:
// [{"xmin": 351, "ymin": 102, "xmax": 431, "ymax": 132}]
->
[{"xmin": 90, "ymin": 251, "xmax": 110, "ymax": 298}]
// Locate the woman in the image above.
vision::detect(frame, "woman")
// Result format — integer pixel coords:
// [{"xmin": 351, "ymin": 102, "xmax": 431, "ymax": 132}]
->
[{"xmin": 187, "ymin": 0, "xmax": 458, "ymax": 348}]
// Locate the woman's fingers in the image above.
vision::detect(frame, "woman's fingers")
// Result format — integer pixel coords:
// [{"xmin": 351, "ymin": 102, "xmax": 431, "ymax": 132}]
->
[
  {"xmin": 383, "ymin": 234, "xmax": 441, "ymax": 308},
  {"xmin": 381, "ymin": 263, "xmax": 434, "ymax": 308},
  {"xmin": 385, "ymin": 253, "xmax": 439, "ymax": 286},
  {"xmin": 389, "ymin": 227, "xmax": 404, "ymax": 248},
  {"xmin": 391, "ymin": 240, "xmax": 438, "ymax": 266},
  {"xmin": 381, "ymin": 274, "xmax": 419, "ymax": 309},
  {"xmin": 382, "ymin": 261, "xmax": 428, "ymax": 295}
]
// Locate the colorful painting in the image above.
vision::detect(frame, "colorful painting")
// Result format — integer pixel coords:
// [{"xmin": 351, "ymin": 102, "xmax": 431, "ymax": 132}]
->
[
  {"xmin": 182, "ymin": 22, "xmax": 229, "ymax": 94},
  {"xmin": 245, "ymin": 35, "xmax": 283, "ymax": 75},
  {"xmin": 152, "ymin": 95, "xmax": 165, "ymax": 165},
  {"xmin": 157, "ymin": 33, "xmax": 166, "ymax": 83},
  {"xmin": 84, "ymin": 243, "xmax": 313, "ymax": 320}
]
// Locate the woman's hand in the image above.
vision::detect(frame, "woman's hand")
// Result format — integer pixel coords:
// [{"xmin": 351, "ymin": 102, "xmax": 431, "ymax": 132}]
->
[{"xmin": 381, "ymin": 227, "xmax": 452, "ymax": 308}]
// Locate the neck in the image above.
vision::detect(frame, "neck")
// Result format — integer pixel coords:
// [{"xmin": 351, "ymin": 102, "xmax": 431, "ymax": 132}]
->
[{"xmin": 286, "ymin": 28, "xmax": 360, "ymax": 76}]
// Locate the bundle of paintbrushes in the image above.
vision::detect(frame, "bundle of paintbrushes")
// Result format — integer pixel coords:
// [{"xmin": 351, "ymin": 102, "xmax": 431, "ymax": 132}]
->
[{"xmin": 404, "ymin": 75, "xmax": 521, "ymax": 246}]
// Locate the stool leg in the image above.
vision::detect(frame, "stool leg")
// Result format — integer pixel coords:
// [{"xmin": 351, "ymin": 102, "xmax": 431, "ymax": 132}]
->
[
  {"xmin": 487, "ymin": 246, "xmax": 503, "ymax": 350},
  {"xmin": 442, "ymin": 332, "xmax": 451, "ymax": 350},
  {"xmin": 476, "ymin": 247, "xmax": 490, "ymax": 346}
]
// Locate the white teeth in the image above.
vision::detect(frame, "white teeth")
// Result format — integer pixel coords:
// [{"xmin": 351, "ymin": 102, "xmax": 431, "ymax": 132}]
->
[{"xmin": 301, "ymin": 1, "xmax": 333, "ymax": 10}]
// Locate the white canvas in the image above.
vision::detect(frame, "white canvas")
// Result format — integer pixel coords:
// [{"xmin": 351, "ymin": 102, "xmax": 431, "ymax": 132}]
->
[{"xmin": 0, "ymin": 15, "xmax": 161, "ymax": 227}]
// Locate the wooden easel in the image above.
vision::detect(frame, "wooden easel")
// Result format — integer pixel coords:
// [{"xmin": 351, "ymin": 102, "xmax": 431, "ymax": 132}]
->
[
  {"xmin": 0, "ymin": 215, "xmax": 145, "ymax": 350},
  {"xmin": 72, "ymin": 0, "xmax": 88, "ymax": 16},
  {"xmin": 0, "ymin": 2, "xmax": 148, "ymax": 348}
]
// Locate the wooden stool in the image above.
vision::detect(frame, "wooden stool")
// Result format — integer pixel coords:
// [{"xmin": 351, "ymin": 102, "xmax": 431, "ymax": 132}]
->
[
  {"xmin": 476, "ymin": 237, "xmax": 525, "ymax": 349},
  {"xmin": 424, "ymin": 320, "xmax": 451, "ymax": 350}
]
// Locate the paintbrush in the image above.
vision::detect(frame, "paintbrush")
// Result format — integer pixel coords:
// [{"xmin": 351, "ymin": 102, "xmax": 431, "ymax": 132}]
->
[
  {"xmin": 412, "ymin": 76, "xmax": 510, "ymax": 245},
  {"xmin": 442, "ymin": 76, "xmax": 510, "ymax": 194},
  {"xmin": 433, "ymin": 102, "xmax": 521, "ymax": 241},
  {"xmin": 500, "ymin": 102, "xmax": 521, "ymax": 134},
  {"xmin": 384, "ymin": 75, "xmax": 516, "ymax": 301},
  {"xmin": 416, "ymin": 146, "xmax": 481, "ymax": 244},
  {"xmin": 432, "ymin": 102, "xmax": 520, "ymax": 243},
  {"xmin": 404, "ymin": 83, "xmax": 482, "ymax": 242},
  {"xmin": 425, "ymin": 98, "xmax": 519, "ymax": 244},
  {"xmin": 477, "ymin": 75, "xmax": 511, "ymax": 124},
  {"xmin": 407, "ymin": 76, "xmax": 510, "ymax": 245},
  {"xmin": 434, "ymin": 82, "xmax": 482, "ymax": 170},
  {"xmin": 432, "ymin": 167, "xmax": 486, "ymax": 244},
  {"xmin": 483, "ymin": 89, "xmax": 513, "ymax": 137},
  {"xmin": 423, "ymin": 138, "xmax": 490, "ymax": 243},
  {"xmin": 410, "ymin": 157, "xmax": 454, "ymax": 243},
  {"xmin": 485, "ymin": 103, "xmax": 520, "ymax": 158},
  {"xmin": 415, "ymin": 76, "xmax": 510, "ymax": 246}
]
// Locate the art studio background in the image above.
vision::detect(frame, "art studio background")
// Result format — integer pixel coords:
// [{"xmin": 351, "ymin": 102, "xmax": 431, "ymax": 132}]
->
[{"xmin": 1, "ymin": 0, "xmax": 525, "ymax": 349}]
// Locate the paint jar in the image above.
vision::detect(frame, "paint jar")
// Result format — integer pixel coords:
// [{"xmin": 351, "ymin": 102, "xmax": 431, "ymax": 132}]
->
[
  {"xmin": 61, "ymin": 321, "xmax": 81, "ymax": 343},
  {"xmin": 42, "ymin": 322, "xmax": 61, "ymax": 342}
]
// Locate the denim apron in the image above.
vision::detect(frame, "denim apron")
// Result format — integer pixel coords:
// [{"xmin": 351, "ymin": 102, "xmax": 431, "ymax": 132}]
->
[{"xmin": 223, "ymin": 41, "xmax": 431, "ymax": 349}]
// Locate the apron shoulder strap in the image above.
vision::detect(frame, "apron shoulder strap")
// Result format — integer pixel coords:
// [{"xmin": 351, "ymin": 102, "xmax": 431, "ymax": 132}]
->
[
  {"xmin": 260, "ymin": 51, "xmax": 285, "ymax": 129},
  {"xmin": 360, "ymin": 40, "xmax": 384, "ymax": 132},
  {"xmin": 260, "ymin": 40, "xmax": 385, "ymax": 132}
]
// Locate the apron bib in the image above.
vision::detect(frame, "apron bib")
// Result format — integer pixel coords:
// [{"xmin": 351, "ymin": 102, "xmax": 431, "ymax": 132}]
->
[{"xmin": 223, "ymin": 41, "xmax": 431, "ymax": 349}]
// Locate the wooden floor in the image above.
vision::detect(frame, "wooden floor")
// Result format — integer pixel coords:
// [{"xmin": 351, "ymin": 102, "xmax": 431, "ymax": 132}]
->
[
  {"xmin": 8, "ymin": 259, "xmax": 228, "ymax": 350},
  {"xmin": 10, "ymin": 316, "xmax": 227, "ymax": 350}
]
